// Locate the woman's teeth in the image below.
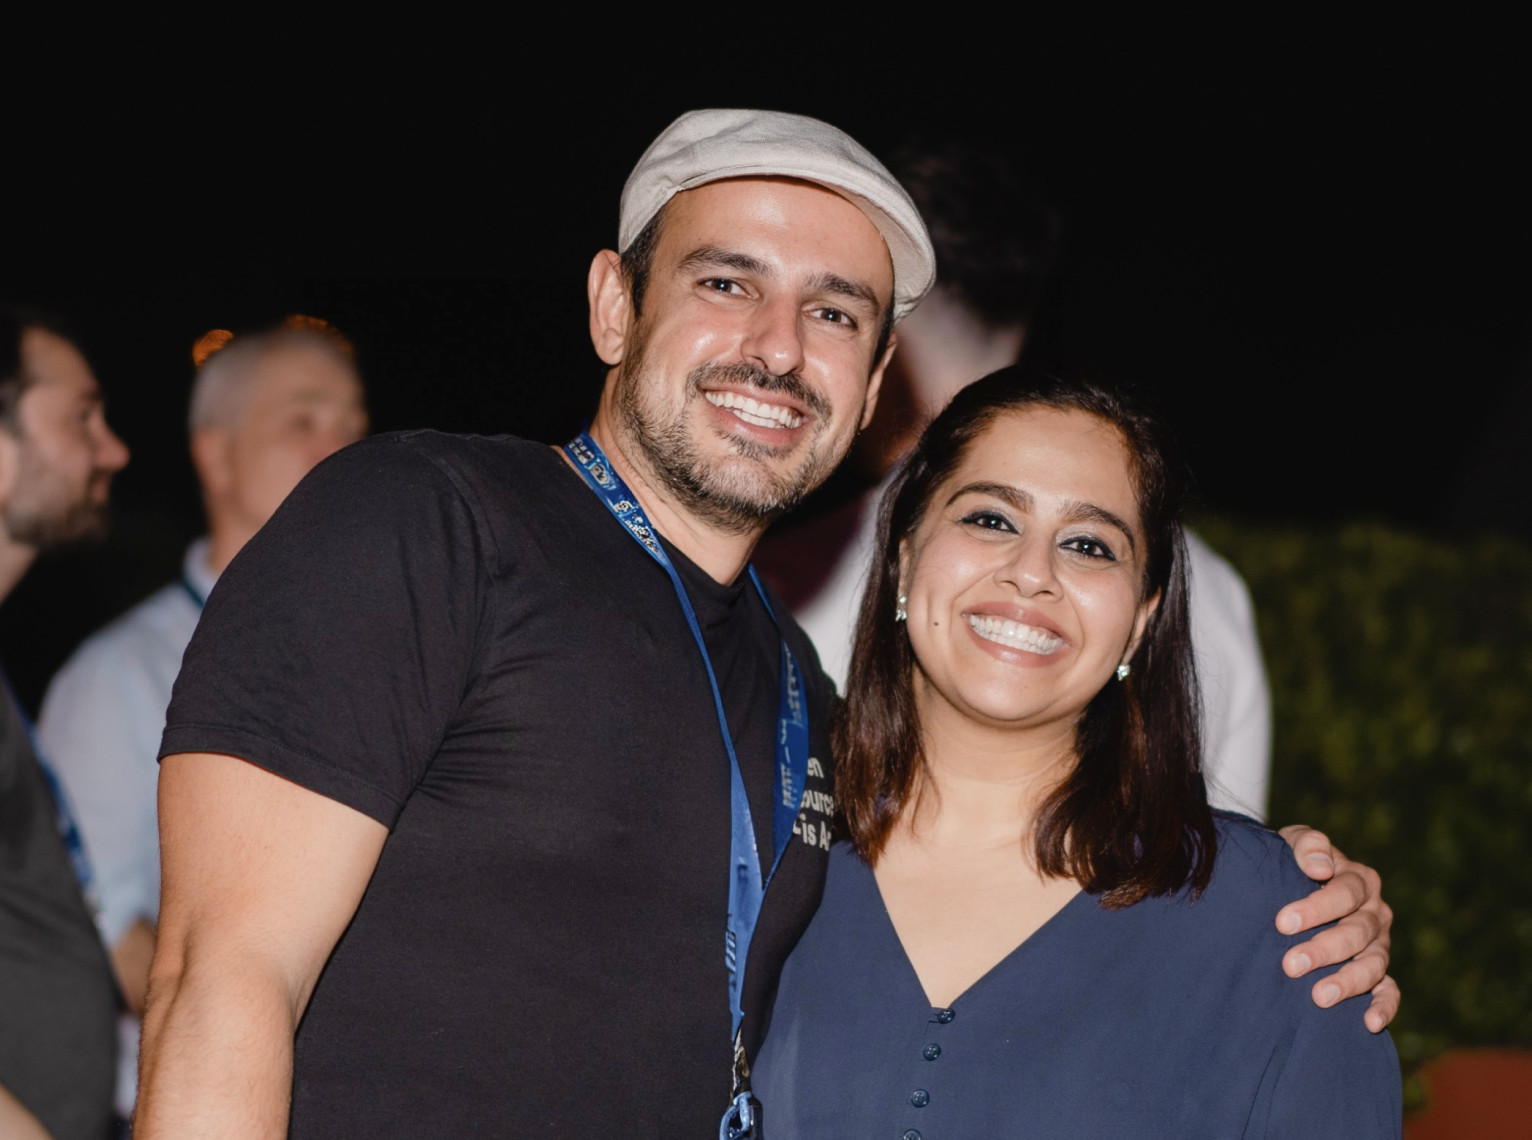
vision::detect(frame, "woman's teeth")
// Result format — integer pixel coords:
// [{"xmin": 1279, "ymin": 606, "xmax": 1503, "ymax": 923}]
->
[
  {"xmin": 705, "ymin": 390, "xmax": 803, "ymax": 429},
  {"xmin": 966, "ymin": 614, "xmax": 1065, "ymax": 655}
]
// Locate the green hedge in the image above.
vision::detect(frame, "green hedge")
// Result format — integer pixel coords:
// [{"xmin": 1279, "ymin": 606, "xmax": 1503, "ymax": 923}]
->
[{"xmin": 1194, "ymin": 520, "xmax": 1532, "ymax": 1103}]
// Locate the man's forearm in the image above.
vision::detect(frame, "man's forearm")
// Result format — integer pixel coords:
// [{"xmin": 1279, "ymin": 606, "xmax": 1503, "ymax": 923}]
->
[{"xmin": 136, "ymin": 951, "xmax": 299, "ymax": 1139}]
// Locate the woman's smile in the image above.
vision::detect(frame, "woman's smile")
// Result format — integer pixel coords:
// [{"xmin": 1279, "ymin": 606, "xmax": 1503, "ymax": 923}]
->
[{"xmin": 902, "ymin": 405, "xmax": 1155, "ymax": 732}]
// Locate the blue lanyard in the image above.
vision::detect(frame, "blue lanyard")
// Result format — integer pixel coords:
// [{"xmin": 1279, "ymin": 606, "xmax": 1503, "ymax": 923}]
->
[
  {"xmin": 562, "ymin": 432, "xmax": 808, "ymax": 1133},
  {"xmin": 179, "ymin": 574, "xmax": 207, "ymax": 609},
  {"xmin": 2, "ymin": 675, "xmax": 96, "ymax": 902}
]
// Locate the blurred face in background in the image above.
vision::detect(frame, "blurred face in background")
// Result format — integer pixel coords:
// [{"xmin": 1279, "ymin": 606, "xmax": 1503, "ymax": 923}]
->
[
  {"xmin": 1, "ymin": 328, "xmax": 130, "ymax": 549},
  {"xmin": 197, "ymin": 344, "xmax": 368, "ymax": 540}
]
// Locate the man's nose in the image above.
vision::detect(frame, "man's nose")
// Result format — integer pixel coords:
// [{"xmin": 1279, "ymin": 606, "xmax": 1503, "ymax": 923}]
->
[
  {"xmin": 95, "ymin": 422, "xmax": 130, "ymax": 472},
  {"xmin": 739, "ymin": 295, "xmax": 806, "ymax": 377}
]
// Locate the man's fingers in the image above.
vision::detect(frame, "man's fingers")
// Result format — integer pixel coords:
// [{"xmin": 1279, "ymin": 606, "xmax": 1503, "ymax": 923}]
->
[
  {"xmin": 1276, "ymin": 870, "xmax": 1370, "ymax": 936},
  {"xmin": 1299, "ymin": 948, "xmax": 1391, "ymax": 1015},
  {"xmin": 1364, "ymin": 975, "xmax": 1401, "ymax": 1033},
  {"xmin": 1278, "ymin": 823, "xmax": 1336, "ymax": 881},
  {"xmin": 1282, "ymin": 904, "xmax": 1384, "ymax": 976}
]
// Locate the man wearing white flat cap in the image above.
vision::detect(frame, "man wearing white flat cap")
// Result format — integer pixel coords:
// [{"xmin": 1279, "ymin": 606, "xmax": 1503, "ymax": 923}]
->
[{"xmin": 137, "ymin": 109, "xmax": 1393, "ymax": 1138}]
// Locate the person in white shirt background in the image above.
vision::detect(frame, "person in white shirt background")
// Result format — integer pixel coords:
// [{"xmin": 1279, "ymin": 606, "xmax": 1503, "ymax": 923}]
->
[
  {"xmin": 757, "ymin": 141, "xmax": 1272, "ymax": 819},
  {"xmin": 38, "ymin": 318, "xmax": 368, "ymax": 1119}
]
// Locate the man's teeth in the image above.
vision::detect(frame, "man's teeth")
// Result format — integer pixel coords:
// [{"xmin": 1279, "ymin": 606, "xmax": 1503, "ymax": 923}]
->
[
  {"xmin": 966, "ymin": 614, "xmax": 1065, "ymax": 655},
  {"xmin": 705, "ymin": 391, "xmax": 803, "ymax": 430}
]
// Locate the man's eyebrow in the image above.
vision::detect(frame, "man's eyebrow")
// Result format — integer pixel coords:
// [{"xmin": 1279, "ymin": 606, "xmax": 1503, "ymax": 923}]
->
[
  {"xmin": 676, "ymin": 245, "xmax": 771, "ymax": 277},
  {"xmin": 676, "ymin": 247, "xmax": 883, "ymax": 317},
  {"xmin": 809, "ymin": 272, "xmax": 882, "ymax": 316},
  {"xmin": 944, "ymin": 481, "xmax": 1138, "ymax": 552}
]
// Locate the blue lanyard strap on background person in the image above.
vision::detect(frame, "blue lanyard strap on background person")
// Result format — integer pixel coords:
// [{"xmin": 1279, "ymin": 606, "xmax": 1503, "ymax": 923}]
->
[
  {"xmin": 2, "ymin": 674, "xmax": 97, "ymax": 905},
  {"xmin": 562, "ymin": 432, "xmax": 809, "ymax": 1139},
  {"xmin": 179, "ymin": 574, "xmax": 207, "ymax": 609}
]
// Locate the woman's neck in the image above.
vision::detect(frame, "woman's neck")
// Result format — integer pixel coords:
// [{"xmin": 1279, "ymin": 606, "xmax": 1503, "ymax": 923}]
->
[{"xmin": 901, "ymin": 687, "xmax": 1078, "ymax": 850}]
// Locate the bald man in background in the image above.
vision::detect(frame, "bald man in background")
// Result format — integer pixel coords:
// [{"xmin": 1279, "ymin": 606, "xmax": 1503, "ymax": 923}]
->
[{"xmin": 38, "ymin": 320, "xmax": 367, "ymax": 1120}]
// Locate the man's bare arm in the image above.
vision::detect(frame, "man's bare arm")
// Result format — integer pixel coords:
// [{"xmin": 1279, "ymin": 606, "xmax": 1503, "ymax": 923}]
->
[
  {"xmin": 1276, "ymin": 824, "xmax": 1399, "ymax": 1032},
  {"xmin": 135, "ymin": 752, "xmax": 387, "ymax": 1139},
  {"xmin": 0, "ymin": 1083, "xmax": 52, "ymax": 1140}
]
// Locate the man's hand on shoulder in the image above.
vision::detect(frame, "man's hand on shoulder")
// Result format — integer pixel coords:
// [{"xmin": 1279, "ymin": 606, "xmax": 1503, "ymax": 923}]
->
[{"xmin": 1275, "ymin": 824, "xmax": 1398, "ymax": 1033}]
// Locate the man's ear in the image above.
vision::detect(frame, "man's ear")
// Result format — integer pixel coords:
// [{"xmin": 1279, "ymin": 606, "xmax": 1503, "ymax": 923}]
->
[
  {"xmin": 588, "ymin": 249, "xmax": 634, "ymax": 367},
  {"xmin": 859, "ymin": 328, "xmax": 898, "ymax": 431},
  {"xmin": 0, "ymin": 428, "xmax": 18, "ymax": 508},
  {"xmin": 190, "ymin": 427, "xmax": 233, "ymax": 500}
]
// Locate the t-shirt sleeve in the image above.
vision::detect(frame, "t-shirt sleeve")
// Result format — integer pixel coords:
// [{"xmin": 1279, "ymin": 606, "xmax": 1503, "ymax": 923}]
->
[{"xmin": 160, "ymin": 435, "xmax": 491, "ymax": 827}]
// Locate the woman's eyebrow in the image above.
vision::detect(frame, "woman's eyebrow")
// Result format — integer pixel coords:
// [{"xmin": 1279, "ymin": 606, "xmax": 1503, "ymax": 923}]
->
[
  {"xmin": 946, "ymin": 482, "xmax": 1138, "ymax": 552},
  {"xmin": 946, "ymin": 481, "xmax": 1032, "ymax": 511},
  {"xmin": 1060, "ymin": 500, "xmax": 1137, "ymax": 552}
]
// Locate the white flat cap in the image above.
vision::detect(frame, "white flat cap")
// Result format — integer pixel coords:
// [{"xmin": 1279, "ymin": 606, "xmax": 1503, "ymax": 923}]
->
[{"xmin": 620, "ymin": 108, "xmax": 936, "ymax": 322}]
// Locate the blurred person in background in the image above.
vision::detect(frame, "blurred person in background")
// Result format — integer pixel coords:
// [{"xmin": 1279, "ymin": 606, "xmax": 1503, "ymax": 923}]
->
[
  {"xmin": 38, "ymin": 318, "xmax": 367, "ymax": 1122},
  {"xmin": 757, "ymin": 140, "xmax": 1273, "ymax": 818},
  {"xmin": 1, "ymin": 308, "xmax": 128, "ymax": 1140}
]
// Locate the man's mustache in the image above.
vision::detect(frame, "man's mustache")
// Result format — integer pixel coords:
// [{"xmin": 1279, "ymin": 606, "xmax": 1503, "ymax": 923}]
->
[{"xmin": 688, "ymin": 361, "xmax": 833, "ymax": 422}]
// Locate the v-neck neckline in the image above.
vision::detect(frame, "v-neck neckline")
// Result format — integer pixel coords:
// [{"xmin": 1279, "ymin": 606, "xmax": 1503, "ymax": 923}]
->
[{"xmin": 859, "ymin": 852, "xmax": 1094, "ymax": 1011}]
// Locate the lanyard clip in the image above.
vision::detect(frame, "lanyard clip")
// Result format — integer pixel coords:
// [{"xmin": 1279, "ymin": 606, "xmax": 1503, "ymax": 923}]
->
[{"xmin": 720, "ymin": 1091, "xmax": 758, "ymax": 1140}]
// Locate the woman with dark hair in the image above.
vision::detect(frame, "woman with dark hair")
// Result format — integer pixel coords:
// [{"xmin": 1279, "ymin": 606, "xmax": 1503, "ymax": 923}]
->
[{"xmin": 750, "ymin": 365, "xmax": 1400, "ymax": 1136}]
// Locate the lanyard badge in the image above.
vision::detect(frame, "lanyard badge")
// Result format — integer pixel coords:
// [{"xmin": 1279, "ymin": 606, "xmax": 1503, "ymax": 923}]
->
[{"xmin": 563, "ymin": 432, "xmax": 808, "ymax": 1137}]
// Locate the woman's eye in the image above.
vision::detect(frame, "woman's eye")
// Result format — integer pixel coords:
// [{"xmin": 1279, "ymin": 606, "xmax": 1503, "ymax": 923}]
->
[
  {"xmin": 1062, "ymin": 536, "xmax": 1115, "ymax": 560},
  {"xmin": 960, "ymin": 510, "xmax": 1014, "ymax": 533}
]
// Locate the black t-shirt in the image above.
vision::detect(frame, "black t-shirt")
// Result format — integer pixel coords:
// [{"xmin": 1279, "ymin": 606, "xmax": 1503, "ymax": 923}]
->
[
  {"xmin": 0, "ymin": 685, "xmax": 117, "ymax": 1140},
  {"xmin": 161, "ymin": 432, "xmax": 837, "ymax": 1138}
]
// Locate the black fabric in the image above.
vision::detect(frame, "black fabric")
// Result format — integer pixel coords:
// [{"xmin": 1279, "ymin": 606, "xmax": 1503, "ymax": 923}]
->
[
  {"xmin": 161, "ymin": 431, "xmax": 837, "ymax": 1138},
  {"xmin": 0, "ymin": 684, "xmax": 117, "ymax": 1140}
]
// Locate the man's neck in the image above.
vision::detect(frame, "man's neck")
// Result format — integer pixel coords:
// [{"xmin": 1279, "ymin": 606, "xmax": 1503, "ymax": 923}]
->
[
  {"xmin": 203, "ymin": 523, "xmax": 254, "ymax": 578},
  {"xmin": 0, "ymin": 536, "xmax": 38, "ymax": 604},
  {"xmin": 582, "ymin": 415, "xmax": 762, "ymax": 586}
]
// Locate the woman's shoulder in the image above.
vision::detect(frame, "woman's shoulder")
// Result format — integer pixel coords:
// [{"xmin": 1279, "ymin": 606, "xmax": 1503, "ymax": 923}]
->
[
  {"xmin": 1202, "ymin": 811, "xmax": 1313, "ymax": 910},
  {"xmin": 1121, "ymin": 813, "xmax": 1314, "ymax": 960}
]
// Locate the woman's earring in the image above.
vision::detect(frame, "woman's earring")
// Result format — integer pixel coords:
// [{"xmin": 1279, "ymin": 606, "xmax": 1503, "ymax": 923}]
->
[
  {"xmin": 1115, "ymin": 663, "xmax": 1131, "ymax": 681},
  {"xmin": 895, "ymin": 594, "xmax": 908, "ymax": 622}
]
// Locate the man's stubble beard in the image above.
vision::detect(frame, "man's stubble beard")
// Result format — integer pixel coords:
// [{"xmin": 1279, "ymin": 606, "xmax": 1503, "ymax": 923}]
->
[
  {"xmin": 612, "ymin": 331, "xmax": 860, "ymax": 538},
  {"xmin": 1, "ymin": 442, "xmax": 114, "ymax": 549}
]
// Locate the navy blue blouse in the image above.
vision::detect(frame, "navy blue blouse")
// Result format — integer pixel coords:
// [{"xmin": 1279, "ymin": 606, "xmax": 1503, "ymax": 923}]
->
[{"xmin": 752, "ymin": 815, "xmax": 1400, "ymax": 1139}]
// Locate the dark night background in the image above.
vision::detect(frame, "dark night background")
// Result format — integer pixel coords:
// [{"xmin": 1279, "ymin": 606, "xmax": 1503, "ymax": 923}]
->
[{"xmin": 4, "ymin": 32, "xmax": 1528, "ymax": 710}]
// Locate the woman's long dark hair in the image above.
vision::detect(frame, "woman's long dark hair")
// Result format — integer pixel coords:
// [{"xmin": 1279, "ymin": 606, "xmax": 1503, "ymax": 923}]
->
[{"xmin": 834, "ymin": 363, "xmax": 1216, "ymax": 907}]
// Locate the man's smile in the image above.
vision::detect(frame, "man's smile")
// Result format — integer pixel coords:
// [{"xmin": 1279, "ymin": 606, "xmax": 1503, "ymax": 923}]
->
[{"xmin": 703, "ymin": 389, "xmax": 805, "ymax": 430}]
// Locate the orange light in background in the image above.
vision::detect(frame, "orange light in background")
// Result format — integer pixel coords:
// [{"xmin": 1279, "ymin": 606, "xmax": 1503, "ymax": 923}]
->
[
  {"xmin": 191, "ymin": 329, "xmax": 235, "ymax": 367},
  {"xmin": 283, "ymin": 314, "xmax": 355, "ymax": 358}
]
